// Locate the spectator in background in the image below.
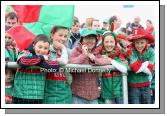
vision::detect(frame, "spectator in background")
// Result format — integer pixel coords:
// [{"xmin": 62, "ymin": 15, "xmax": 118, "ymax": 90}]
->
[
  {"xmin": 128, "ymin": 16, "xmax": 144, "ymax": 34},
  {"xmin": 85, "ymin": 17, "xmax": 94, "ymax": 30},
  {"xmin": 5, "ymin": 12, "xmax": 18, "ymax": 28},
  {"xmin": 108, "ymin": 16, "xmax": 121, "ymax": 32},
  {"xmin": 102, "ymin": 19, "xmax": 109, "ymax": 31},
  {"xmin": 92, "ymin": 19, "xmax": 101, "ymax": 30},
  {"xmin": 67, "ymin": 16, "xmax": 81, "ymax": 49},
  {"xmin": 125, "ymin": 22, "xmax": 132, "ymax": 35},
  {"xmin": 145, "ymin": 19, "xmax": 155, "ymax": 35},
  {"xmin": 80, "ymin": 23, "xmax": 86, "ymax": 29},
  {"xmin": 145, "ymin": 19, "xmax": 155, "ymax": 49}
]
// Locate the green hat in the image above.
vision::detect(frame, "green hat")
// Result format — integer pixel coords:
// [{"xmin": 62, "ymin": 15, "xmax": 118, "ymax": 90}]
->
[
  {"xmin": 96, "ymin": 29, "xmax": 105, "ymax": 35},
  {"xmin": 80, "ymin": 28, "xmax": 97, "ymax": 37},
  {"xmin": 103, "ymin": 19, "xmax": 109, "ymax": 23}
]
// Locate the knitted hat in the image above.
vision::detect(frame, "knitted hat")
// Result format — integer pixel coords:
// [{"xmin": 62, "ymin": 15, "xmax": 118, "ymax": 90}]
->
[{"xmin": 128, "ymin": 28, "xmax": 154, "ymax": 43}]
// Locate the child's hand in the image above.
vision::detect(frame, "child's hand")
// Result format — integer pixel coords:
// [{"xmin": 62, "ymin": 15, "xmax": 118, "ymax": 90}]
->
[
  {"xmin": 43, "ymin": 55, "xmax": 48, "ymax": 60},
  {"xmin": 53, "ymin": 40, "xmax": 64, "ymax": 50},
  {"xmin": 88, "ymin": 53, "xmax": 96, "ymax": 61},
  {"xmin": 82, "ymin": 45, "xmax": 89, "ymax": 55}
]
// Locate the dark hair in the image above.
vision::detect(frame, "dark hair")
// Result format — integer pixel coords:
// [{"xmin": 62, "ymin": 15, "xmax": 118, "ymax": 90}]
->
[
  {"xmin": 73, "ymin": 16, "xmax": 79, "ymax": 25},
  {"xmin": 50, "ymin": 26, "xmax": 68, "ymax": 35},
  {"xmin": 109, "ymin": 16, "xmax": 118, "ymax": 24},
  {"xmin": 80, "ymin": 34, "xmax": 97, "ymax": 44},
  {"xmin": 146, "ymin": 20, "xmax": 152, "ymax": 24},
  {"xmin": 120, "ymin": 27, "xmax": 127, "ymax": 33},
  {"xmin": 102, "ymin": 32, "xmax": 117, "ymax": 46},
  {"xmin": 33, "ymin": 34, "xmax": 50, "ymax": 45},
  {"xmin": 5, "ymin": 12, "xmax": 18, "ymax": 22}
]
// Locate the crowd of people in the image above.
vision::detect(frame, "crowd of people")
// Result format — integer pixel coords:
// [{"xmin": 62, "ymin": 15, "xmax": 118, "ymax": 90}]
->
[{"xmin": 5, "ymin": 10, "xmax": 155, "ymax": 104}]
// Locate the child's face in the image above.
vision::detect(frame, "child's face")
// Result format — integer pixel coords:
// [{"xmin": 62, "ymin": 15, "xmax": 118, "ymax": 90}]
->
[
  {"xmin": 103, "ymin": 35, "xmax": 115, "ymax": 52},
  {"xmin": 72, "ymin": 22, "xmax": 80, "ymax": 33},
  {"xmin": 51, "ymin": 29, "xmax": 68, "ymax": 45},
  {"xmin": 5, "ymin": 17, "xmax": 18, "ymax": 27},
  {"xmin": 5, "ymin": 69, "xmax": 14, "ymax": 82},
  {"xmin": 92, "ymin": 20, "xmax": 101, "ymax": 30},
  {"xmin": 82, "ymin": 35, "xmax": 96, "ymax": 50},
  {"xmin": 134, "ymin": 38, "xmax": 147, "ymax": 52},
  {"xmin": 33, "ymin": 41, "xmax": 50, "ymax": 56},
  {"xmin": 5, "ymin": 33, "xmax": 13, "ymax": 45}
]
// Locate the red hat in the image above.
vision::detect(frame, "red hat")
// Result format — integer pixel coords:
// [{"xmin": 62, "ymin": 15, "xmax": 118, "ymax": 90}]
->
[
  {"xmin": 116, "ymin": 35, "xmax": 128, "ymax": 41},
  {"xmin": 128, "ymin": 28, "xmax": 154, "ymax": 43}
]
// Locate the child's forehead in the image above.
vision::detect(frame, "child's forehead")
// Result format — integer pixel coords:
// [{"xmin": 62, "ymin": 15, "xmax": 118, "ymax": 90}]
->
[
  {"xmin": 104, "ymin": 35, "xmax": 115, "ymax": 40},
  {"xmin": 36, "ymin": 40, "xmax": 50, "ymax": 45},
  {"xmin": 134, "ymin": 38, "xmax": 147, "ymax": 42}
]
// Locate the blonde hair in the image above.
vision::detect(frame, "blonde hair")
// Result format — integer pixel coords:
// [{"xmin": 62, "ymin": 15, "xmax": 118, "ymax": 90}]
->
[{"xmin": 85, "ymin": 17, "xmax": 94, "ymax": 29}]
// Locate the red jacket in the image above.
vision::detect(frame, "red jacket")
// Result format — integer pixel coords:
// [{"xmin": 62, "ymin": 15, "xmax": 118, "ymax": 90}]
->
[{"xmin": 68, "ymin": 45, "xmax": 111, "ymax": 100}]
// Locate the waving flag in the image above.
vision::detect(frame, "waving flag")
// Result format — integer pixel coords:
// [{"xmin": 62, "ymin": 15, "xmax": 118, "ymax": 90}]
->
[
  {"xmin": 7, "ymin": 25, "xmax": 36, "ymax": 52},
  {"xmin": 11, "ymin": 5, "xmax": 42, "ymax": 24},
  {"xmin": 6, "ymin": 5, "xmax": 74, "ymax": 51},
  {"xmin": 11, "ymin": 5, "xmax": 74, "ymax": 36}
]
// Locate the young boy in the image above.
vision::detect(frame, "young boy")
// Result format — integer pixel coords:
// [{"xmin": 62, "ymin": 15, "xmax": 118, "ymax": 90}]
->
[{"xmin": 127, "ymin": 28, "xmax": 155, "ymax": 104}]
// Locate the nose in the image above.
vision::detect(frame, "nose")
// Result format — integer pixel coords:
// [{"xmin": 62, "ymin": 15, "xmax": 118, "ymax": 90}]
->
[{"xmin": 60, "ymin": 37, "xmax": 67, "ymax": 44}]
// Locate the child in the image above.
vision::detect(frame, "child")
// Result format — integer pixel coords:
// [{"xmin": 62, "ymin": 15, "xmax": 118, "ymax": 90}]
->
[
  {"xmin": 5, "ymin": 68, "xmax": 15, "ymax": 104},
  {"xmin": 128, "ymin": 28, "xmax": 155, "ymax": 104},
  {"xmin": 43, "ymin": 26, "xmax": 72, "ymax": 104},
  {"xmin": 68, "ymin": 28, "xmax": 115, "ymax": 104},
  {"xmin": 13, "ymin": 34, "xmax": 59, "ymax": 104},
  {"xmin": 96, "ymin": 31, "xmax": 128, "ymax": 104}
]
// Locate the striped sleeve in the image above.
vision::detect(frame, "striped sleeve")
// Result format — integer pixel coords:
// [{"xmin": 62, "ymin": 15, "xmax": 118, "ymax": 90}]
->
[
  {"xmin": 17, "ymin": 52, "xmax": 42, "ymax": 68},
  {"xmin": 38, "ymin": 60, "xmax": 60, "ymax": 70}
]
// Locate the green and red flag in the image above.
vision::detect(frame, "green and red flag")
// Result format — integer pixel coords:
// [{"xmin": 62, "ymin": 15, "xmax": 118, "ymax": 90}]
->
[{"xmin": 6, "ymin": 5, "xmax": 74, "ymax": 51}]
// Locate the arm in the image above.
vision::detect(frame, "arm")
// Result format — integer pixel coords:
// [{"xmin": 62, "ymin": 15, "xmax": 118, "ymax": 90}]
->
[
  {"xmin": 17, "ymin": 55, "xmax": 43, "ymax": 68},
  {"xmin": 111, "ymin": 58, "xmax": 128, "ymax": 74},
  {"xmin": 38, "ymin": 60, "xmax": 60, "ymax": 70},
  {"xmin": 68, "ymin": 47, "xmax": 88, "ymax": 64},
  {"xmin": 93, "ymin": 54, "xmax": 112, "ymax": 65},
  {"xmin": 57, "ymin": 46, "xmax": 68, "ymax": 65}
]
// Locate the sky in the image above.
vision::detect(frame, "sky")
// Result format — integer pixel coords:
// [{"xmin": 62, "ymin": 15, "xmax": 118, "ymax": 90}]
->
[{"xmin": 74, "ymin": 5, "xmax": 157, "ymax": 29}]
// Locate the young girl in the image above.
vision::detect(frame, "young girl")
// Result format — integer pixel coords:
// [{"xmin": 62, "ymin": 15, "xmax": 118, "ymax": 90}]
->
[
  {"xmin": 68, "ymin": 28, "xmax": 114, "ymax": 104},
  {"xmin": 43, "ymin": 26, "xmax": 72, "ymax": 104},
  {"xmin": 96, "ymin": 31, "xmax": 128, "ymax": 104},
  {"xmin": 128, "ymin": 28, "xmax": 155, "ymax": 104},
  {"xmin": 13, "ymin": 34, "xmax": 59, "ymax": 104}
]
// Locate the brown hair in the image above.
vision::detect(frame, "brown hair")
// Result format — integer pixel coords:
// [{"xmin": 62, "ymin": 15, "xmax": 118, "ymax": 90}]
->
[
  {"xmin": 33, "ymin": 34, "xmax": 50, "ymax": 45},
  {"xmin": 50, "ymin": 26, "xmax": 68, "ymax": 35},
  {"xmin": 5, "ymin": 12, "xmax": 18, "ymax": 22},
  {"xmin": 146, "ymin": 19, "xmax": 152, "ymax": 24}
]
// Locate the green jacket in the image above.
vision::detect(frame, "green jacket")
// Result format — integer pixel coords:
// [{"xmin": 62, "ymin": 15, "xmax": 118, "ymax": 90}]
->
[{"xmin": 128, "ymin": 47, "xmax": 155, "ymax": 88}]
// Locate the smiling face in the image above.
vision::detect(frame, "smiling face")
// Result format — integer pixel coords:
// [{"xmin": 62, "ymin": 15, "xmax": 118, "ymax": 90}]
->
[
  {"xmin": 51, "ymin": 28, "xmax": 68, "ymax": 45},
  {"xmin": 82, "ymin": 35, "xmax": 97, "ymax": 50},
  {"xmin": 103, "ymin": 35, "xmax": 116, "ymax": 52},
  {"xmin": 5, "ymin": 33, "xmax": 13, "ymax": 45},
  {"xmin": 33, "ymin": 41, "xmax": 50, "ymax": 56},
  {"xmin": 134, "ymin": 38, "xmax": 147, "ymax": 52},
  {"xmin": 5, "ymin": 17, "xmax": 18, "ymax": 27}
]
